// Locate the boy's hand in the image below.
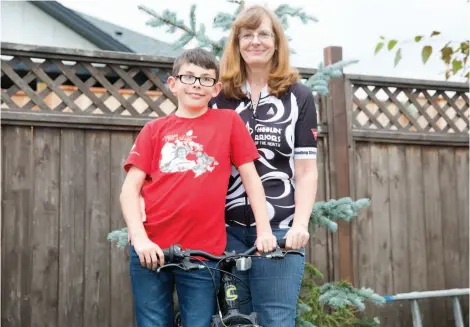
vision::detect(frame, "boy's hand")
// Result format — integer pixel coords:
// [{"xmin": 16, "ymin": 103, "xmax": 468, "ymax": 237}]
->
[
  {"xmin": 255, "ymin": 231, "xmax": 277, "ymax": 253},
  {"xmin": 285, "ymin": 224, "xmax": 310, "ymax": 250},
  {"xmin": 132, "ymin": 236, "xmax": 165, "ymax": 270}
]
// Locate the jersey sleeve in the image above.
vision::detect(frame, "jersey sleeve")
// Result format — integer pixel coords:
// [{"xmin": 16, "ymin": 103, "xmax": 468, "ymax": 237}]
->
[
  {"xmin": 294, "ymin": 86, "xmax": 318, "ymax": 160},
  {"xmin": 230, "ymin": 112, "xmax": 260, "ymax": 167},
  {"xmin": 124, "ymin": 122, "xmax": 154, "ymax": 174}
]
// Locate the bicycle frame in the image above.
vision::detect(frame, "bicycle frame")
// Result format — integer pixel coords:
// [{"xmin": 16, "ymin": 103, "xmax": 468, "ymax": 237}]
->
[
  {"xmin": 211, "ymin": 258, "xmax": 259, "ymax": 327},
  {"xmin": 163, "ymin": 240, "xmax": 301, "ymax": 327}
]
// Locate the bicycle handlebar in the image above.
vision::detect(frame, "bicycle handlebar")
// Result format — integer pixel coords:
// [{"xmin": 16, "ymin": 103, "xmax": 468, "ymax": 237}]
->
[{"xmin": 162, "ymin": 238, "xmax": 289, "ymax": 264}]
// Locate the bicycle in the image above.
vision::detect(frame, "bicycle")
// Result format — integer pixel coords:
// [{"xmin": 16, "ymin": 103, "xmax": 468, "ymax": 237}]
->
[{"xmin": 159, "ymin": 239, "xmax": 304, "ymax": 327}]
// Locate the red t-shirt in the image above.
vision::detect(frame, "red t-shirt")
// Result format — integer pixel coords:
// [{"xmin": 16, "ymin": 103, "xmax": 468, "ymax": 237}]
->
[{"xmin": 124, "ymin": 109, "xmax": 259, "ymax": 255}]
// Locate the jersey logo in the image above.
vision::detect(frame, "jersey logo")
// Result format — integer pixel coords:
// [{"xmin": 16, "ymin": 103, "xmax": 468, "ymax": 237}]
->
[
  {"xmin": 266, "ymin": 107, "xmax": 275, "ymax": 115},
  {"xmin": 246, "ymin": 122, "xmax": 253, "ymax": 135},
  {"xmin": 311, "ymin": 129, "xmax": 318, "ymax": 141}
]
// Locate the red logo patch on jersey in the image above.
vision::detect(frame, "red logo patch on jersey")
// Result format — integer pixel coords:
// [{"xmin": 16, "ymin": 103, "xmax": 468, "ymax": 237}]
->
[{"xmin": 311, "ymin": 129, "xmax": 318, "ymax": 140}]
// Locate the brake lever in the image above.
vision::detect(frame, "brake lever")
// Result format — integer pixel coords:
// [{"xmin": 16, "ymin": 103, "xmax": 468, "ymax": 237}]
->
[
  {"xmin": 284, "ymin": 250, "xmax": 305, "ymax": 257},
  {"xmin": 157, "ymin": 259, "xmax": 206, "ymax": 273},
  {"xmin": 157, "ymin": 263, "xmax": 185, "ymax": 273},
  {"xmin": 265, "ymin": 245, "xmax": 285, "ymax": 260},
  {"xmin": 181, "ymin": 259, "xmax": 206, "ymax": 271},
  {"xmin": 265, "ymin": 246, "xmax": 305, "ymax": 260}
]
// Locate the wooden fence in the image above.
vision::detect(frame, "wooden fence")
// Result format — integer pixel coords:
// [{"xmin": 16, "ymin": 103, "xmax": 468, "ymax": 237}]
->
[{"xmin": 1, "ymin": 42, "xmax": 468, "ymax": 327}]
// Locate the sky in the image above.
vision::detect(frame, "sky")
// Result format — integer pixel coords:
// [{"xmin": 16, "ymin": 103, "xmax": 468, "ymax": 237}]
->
[{"xmin": 58, "ymin": 0, "xmax": 470, "ymax": 81}]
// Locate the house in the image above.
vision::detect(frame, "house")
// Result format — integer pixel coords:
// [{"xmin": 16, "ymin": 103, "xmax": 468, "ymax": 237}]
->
[
  {"xmin": 0, "ymin": 0, "xmax": 181, "ymax": 57},
  {"xmin": 1, "ymin": 1, "xmax": 181, "ymax": 115}
]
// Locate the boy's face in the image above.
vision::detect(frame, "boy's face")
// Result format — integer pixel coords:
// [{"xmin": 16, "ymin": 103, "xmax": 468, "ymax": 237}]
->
[{"xmin": 167, "ymin": 63, "xmax": 222, "ymax": 112}]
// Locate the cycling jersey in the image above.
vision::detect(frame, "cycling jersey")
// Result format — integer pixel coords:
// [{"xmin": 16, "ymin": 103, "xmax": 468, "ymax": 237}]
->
[{"xmin": 209, "ymin": 81, "xmax": 318, "ymax": 229}]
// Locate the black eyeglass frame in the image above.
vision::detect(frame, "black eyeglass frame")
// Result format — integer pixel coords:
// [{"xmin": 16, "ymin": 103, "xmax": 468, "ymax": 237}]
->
[{"xmin": 175, "ymin": 74, "xmax": 217, "ymax": 87}]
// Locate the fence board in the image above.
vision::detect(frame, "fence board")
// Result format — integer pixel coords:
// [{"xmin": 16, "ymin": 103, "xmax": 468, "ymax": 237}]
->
[
  {"xmin": 370, "ymin": 145, "xmax": 394, "ymax": 327},
  {"xmin": 455, "ymin": 148, "xmax": 469, "ymax": 321},
  {"xmin": 30, "ymin": 128, "xmax": 61, "ymax": 327},
  {"xmin": 353, "ymin": 143, "xmax": 376, "ymax": 318},
  {"xmin": 439, "ymin": 148, "xmax": 462, "ymax": 325},
  {"xmin": 387, "ymin": 145, "xmax": 411, "ymax": 327},
  {"xmin": 58, "ymin": 130, "xmax": 86, "ymax": 327},
  {"xmin": 110, "ymin": 133, "xmax": 136, "ymax": 327},
  {"xmin": 1, "ymin": 126, "xmax": 33, "ymax": 327},
  {"xmin": 84, "ymin": 131, "xmax": 111, "ymax": 327},
  {"xmin": 405, "ymin": 146, "xmax": 430, "ymax": 326},
  {"xmin": 422, "ymin": 147, "xmax": 448, "ymax": 326},
  {"xmin": 306, "ymin": 139, "xmax": 330, "ymax": 280}
]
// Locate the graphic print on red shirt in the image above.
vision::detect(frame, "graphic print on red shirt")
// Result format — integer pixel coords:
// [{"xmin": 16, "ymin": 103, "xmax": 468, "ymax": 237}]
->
[
  {"xmin": 124, "ymin": 109, "xmax": 259, "ymax": 255},
  {"xmin": 159, "ymin": 130, "xmax": 219, "ymax": 177}
]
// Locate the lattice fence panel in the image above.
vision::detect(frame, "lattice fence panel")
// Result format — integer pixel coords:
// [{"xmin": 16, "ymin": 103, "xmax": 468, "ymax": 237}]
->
[
  {"xmin": 1, "ymin": 55, "xmax": 177, "ymax": 117},
  {"xmin": 352, "ymin": 84, "xmax": 469, "ymax": 134}
]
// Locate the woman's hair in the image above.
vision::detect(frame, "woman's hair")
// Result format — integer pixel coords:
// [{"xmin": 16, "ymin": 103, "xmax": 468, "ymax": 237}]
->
[{"xmin": 219, "ymin": 4, "xmax": 299, "ymax": 99}]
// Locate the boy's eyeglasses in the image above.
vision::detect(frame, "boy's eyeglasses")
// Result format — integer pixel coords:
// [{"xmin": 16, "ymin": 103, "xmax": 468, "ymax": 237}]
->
[
  {"xmin": 238, "ymin": 31, "xmax": 274, "ymax": 43},
  {"xmin": 176, "ymin": 74, "xmax": 217, "ymax": 87}
]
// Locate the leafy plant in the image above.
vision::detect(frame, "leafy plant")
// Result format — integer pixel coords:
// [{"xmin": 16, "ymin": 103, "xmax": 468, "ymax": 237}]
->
[{"xmin": 374, "ymin": 32, "xmax": 469, "ymax": 80}]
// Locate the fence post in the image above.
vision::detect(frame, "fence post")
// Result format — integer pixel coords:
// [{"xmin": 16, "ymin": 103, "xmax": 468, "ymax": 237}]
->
[{"xmin": 323, "ymin": 46, "xmax": 354, "ymax": 283}]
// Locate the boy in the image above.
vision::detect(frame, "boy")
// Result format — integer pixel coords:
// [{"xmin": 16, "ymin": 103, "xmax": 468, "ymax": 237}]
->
[{"xmin": 120, "ymin": 48, "xmax": 276, "ymax": 327}]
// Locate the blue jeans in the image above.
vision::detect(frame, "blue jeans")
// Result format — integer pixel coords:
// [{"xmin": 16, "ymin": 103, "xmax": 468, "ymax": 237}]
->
[
  {"xmin": 129, "ymin": 245, "xmax": 219, "ymax": 327},
  {"xmin": 226, "ymin": 226, "xmax": 305, "ymax": 327}
]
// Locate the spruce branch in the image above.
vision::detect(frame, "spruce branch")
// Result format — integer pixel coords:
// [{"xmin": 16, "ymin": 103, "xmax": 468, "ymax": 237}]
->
[
  {"xmin": 319, "ymin": 282, "xmax": 386, "ymax": 311},
  {"xmin": 304, "ymin": 60, "xmax": 359, "ymax": 95},
  {"xmin": 296, "ymin": 263, "xmax": 383, "ymax": 327},
  {"xmin": 189, "ymin": 4, "xmax": 196, "ymax": 31},
  {"xmin": 138, "ymin": 1, "xmax": 320, "ymax": 57},
  {"xmin": 309, "ymin": 197, "xmax": 370, "ymax": 233},
  {"xmin": 275, "ymin": 4, "xmax": 318, "ymax": 29},
  {"xmin": 138, "ymin": 5, "xmax": 223, "ymax": 53},
  {"xmin": 107, "ymin": 227, "xmax": 130, "ymax": 249}
]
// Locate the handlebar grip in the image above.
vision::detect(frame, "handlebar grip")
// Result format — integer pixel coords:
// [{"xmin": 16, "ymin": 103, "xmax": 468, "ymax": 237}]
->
[
  {"xmin": 162, "ymin": 246, "xmax": 179, "ymax": 263},
  {"xmin": 162, "ymin": 248, "xmax": 170, "ymax": 262},
  {"xmin": 277, "ymin": 239, "xmax": 286, "ymax": 248}
]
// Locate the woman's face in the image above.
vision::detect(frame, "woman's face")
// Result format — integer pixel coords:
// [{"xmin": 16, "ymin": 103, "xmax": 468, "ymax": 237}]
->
[{"xmin": 238, "ymin": 15, "xmax": 275, "ymax": 68}]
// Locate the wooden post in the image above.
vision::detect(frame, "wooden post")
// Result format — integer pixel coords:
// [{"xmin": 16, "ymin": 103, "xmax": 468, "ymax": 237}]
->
[{"xmin": 323, "ymin": 46, "xmax": 354, "ymax": 283}]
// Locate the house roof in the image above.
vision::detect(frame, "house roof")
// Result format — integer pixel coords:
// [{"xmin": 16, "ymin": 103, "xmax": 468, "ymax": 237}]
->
[
  {"xmin": 29, "ymin": 1, "xmax": 180, "ymax": 58},
  {"xmin": 76, "ymin": 12, "xmax": 181, "ymax": 58}
]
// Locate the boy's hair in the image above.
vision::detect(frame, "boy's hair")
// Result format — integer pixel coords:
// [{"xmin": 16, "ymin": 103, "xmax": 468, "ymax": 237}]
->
[{"xmin": 172, "ymin": 48, "xmax": 220, "ymax": 81}]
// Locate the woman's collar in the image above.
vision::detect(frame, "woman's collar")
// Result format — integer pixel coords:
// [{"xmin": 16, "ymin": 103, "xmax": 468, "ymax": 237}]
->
[{"xmin": 241, "ymin": 80, "xmax": 269, "ymax": 99}]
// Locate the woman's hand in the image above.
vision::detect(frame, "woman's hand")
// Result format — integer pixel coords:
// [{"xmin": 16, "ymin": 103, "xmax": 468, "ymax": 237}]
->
[
  {"xmin": 285, "ymin": 224, "xmax": 310, "ymax": 250},
  {"xmin": 255, "ymin": 231, "xmax": 277, "ymax": 253}
]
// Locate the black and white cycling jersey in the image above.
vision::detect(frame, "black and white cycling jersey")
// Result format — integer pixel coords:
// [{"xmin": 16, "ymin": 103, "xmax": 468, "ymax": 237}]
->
[{"xmin": 209, "ymin": 81, "xmax": 318, "ymax": 229}]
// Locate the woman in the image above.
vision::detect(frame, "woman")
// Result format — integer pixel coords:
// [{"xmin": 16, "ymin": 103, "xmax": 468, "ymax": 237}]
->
[{"xmin": 209, "ymin": 4, "xmax": 318, "ymax": 327}]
